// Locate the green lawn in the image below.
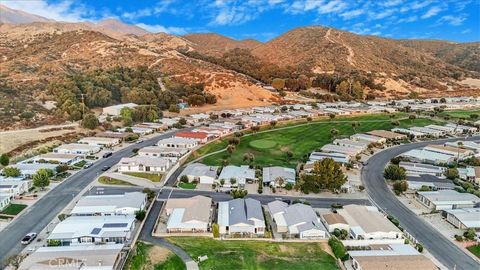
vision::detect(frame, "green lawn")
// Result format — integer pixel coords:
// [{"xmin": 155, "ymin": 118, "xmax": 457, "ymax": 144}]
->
[
  {"xmin": 1, "ymin": 203, "xmax": 27, "ymax": 215},
  {"xmin": 185, "ymin": 139, "xmax": 229, "ymax": 163},
  {"xmin": 125, "ymin": 242, "xmax": 186, "ymax": 270},
  {"xmin": 467, "ymin": 245, "xmax": 480, "ymax": 259},
  {"xmin": 199, "ymin": 114, "xmax": 442, "ymax": 168},
  {"xmin": 124, "ymin": 172, "xmax": 162, "ymax": 182},
  {"xmin": 167, "ymin": 237, "xmax": 338, "ymax": 270},
  {"xmin": 98, "ymin": 176, "xmax": 136, "ymax": 186},
  {"xmin": 73, "ymin": 160, "xmax": 87, "ymax": 168},
  {"xmin": 439, "ymin": 109, "xmax": 480, "ymax": 120},
  {"xmin": 178, "ymin": 182, "xmax": 197, "ymax": 189}
]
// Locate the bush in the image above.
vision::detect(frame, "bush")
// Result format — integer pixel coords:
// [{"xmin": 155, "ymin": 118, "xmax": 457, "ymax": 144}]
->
[
  {"xmin": 393, "ymin": 180, "xmax": 408, "ymax": 195},
  {"xmin": 180, "ymin": 175, "xmax": 189, "ymax": 183},
  {"xmin": 455, "ymin": 235, "xmax": 464, "ymax": 242},
  {"xmin": 328, "ymin": 237, "xmax": 348, "ymax": 261},
  {"xmin": 464, "ymin": 228, "xmax": 476, "ymax": 240},
  {"xmin": 416, "ymin": 243, "xmax": 423, "ymax": 253},
  {"xmin": 47, "ymin": 239, "xmax": 61, "ymax": 247},
  {"xmin": 142, "ymin": 188, "xmax": 156, "ymax": 201},
  {"xmin": 212, "ymin": 223, "xmax": 220, "ymax": 238},
  {"xmin": 135, "ymin": 210, "xmax": 146, "ymax": 221},
  {"xmin": 231, "ymin": 189, "xmax": 248, "ymax": 199},
  {"xmin": 384, "ymin": 164, "xmax": 406, "ymax": 180},
  {"xmin": 0, "ymin": 153, "xmax": 9, "ymax": 166},
  {"xmin": 3, "ymin": 166, "xmax": 21, "ymax": 177}
]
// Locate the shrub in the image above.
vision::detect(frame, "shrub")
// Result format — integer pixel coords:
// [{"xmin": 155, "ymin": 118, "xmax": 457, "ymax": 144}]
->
[
  {"xmin": 464, "ymin": 228, "xmax": 476, "ymax": 240},
  {"xmin": 47, "ymin": 239, "xmax": 61, "ymax": 247},
  {"xmin": 135, "ymin": 210, "xmax": 146, "ymax": 221},
  {"xmin": 180, "ymin": 175, "xmax": 189, "ymax": 183},
  {"xmin": 416, "ymin": 243, "xmax": 423, "ymax": 253},
  {"xmin": 384, "ymin": 164, "xmax": 406, "ymax": 180},
  {"xmin": 212, "ymin": 223, "xmax": 220, "ymax": 238},
  {"xmin": 0, "ymin": 153, "xmax": 9, "ymax": 166},
  {"xmin": 3, "ymin": 167, "xmax": 21, "ymax": 177},
  {"xmin": 455, "ymin": 235, "xmax": 464, "ymax": 242},
  {"xmin": 328, "ymin": 237, "xmax": 348, "ymax": 261}
]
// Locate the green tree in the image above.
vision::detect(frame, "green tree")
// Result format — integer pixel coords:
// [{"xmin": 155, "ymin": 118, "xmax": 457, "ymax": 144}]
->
[
  {"xmin": 300, "ymin": 158, "xmax": 347, "ymax": 193},
  {"xmin": 384, "ymin": 164, "xmax": 406, "ymax": 180},
  {"xmin": 464, "ymin": 228, "xmax": 476, "ymax": 240},
  {"xmin": 180, "ymin": 175, "xmax": 189, "ymax": 183},
  {"xmin": 0, "ymin": 154, "xmax": 9, "ymax": 166},
  {"xmin": 393, "ymin": 180, "xmax": 408, "ymax": 195},
  {"xmin": 3, "ymin": 166, "xmax": 21, "ymax": 177},
  {"xmin": 142, "ymin": 188, "xmax": 156, "ymax": 201},
  {"xmin": 444, "ymin": 168, "xmax": 459, "ymax": 180},
  {"xmin": 178, "ymin": 118, "xmax": 187, "ymax": 125},
  {"xmin": 168, "ymin": 104, "xmax": 180, "ymax": 113},
  {"xmin": 81, "ymin": 114, "xmax": 99, "ymax": 130},
  {"xmin": 328, "ymin": 237, "xmax": 348, "ymax": 261},
  {"xmin": 33, "ymin": 168, "xmax": 51, "ymax": 189},
  {"xmin": 135, "ymin": 210, "xmax": 146, "ymax": 221},
  {"xmin": 330, "ymin": 128, "xmax": 339, "ymax": 139},
  {"xmin": 231, "ymin": 189, "xmax": 247, "ymax": 198}
]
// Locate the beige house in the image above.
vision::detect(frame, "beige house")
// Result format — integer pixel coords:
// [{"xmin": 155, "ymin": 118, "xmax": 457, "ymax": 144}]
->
[
  {"xmin": 322, "ymin": 213, "xmax": 349, "ymax": 232},
  {"xmin": 164, "ymin": 195, "xmax": 212, "ymax": 233}
]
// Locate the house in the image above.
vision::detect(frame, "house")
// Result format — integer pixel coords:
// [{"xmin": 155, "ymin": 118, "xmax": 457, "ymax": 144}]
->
[
  {"xmin": 218, "ymin": 165, "xmax": 256, "ymax": 187},
  {"xmin": 10, "ymin": 163, "xmax": 58, "ymax": 178},
  {"xmin": 337, "ymin": 205, "xmax": 402, "ymax": 240},
  {"xmin": 48, "ymin": 215, "xmax": 135, "ymax": 246},
  {"xmin": 333, "ymin": 139, "xmax": 369, "ymax": 151},
  {"xmin": 366, "ymin": 130, "xmax": 407, "ymax": 140},
  {"xmin": 179, "ymin": 163, "xmax": 218, "ymax": 184},
  {"xmin": 96, "ymin": 131, "xmax": 133, "ymax": 140},
  {"xmin": 164, "ymin": 195, "xmax": 212, "ymax": 233},
  {"xmin": 391, "ymin": 128, "xmax": 426, "ymax": 138},
  {"xmin": 423, "ymin": 144, "xmax": 474, "ymax": 159},
  {"xmin": 445, "ymin": 208, "xmax": 480, "ymax": 229},
  {"xmin": 174, "ymin": 131, "xmax": 213, "ymax": 144},
  {"xmin": 350, "ymin": 244, "xmax": 437, "ymax": 270},
  {"xmin": 321, "ymin": 213, "xmax": 349, "ymax": 232},
  {"xmin": 262, "ymin": 166, "xmax": 296, "ymax": 187},
  {"xmin": 415, "ymin": 190, "xmax": 480, "ymax": 210},
  {"xmin": 53, "ymin": 143, "xmax": 101, "ymax": 156},
  {"xmin": 103, "ymin": 103, "xmax": 137, "ymax": 116},
  {"xmin": 118, "ymin": 126, "xmax": 154, "ymax": 135},
  {"xmin": 156, "ymin": 137, "xmax": 198, "ymax": 149},
  {"xmin": 0, "ymin": 195, "xmax": 11, "ymax": 211},
  {"xmin": 445, "ymin": 123, "xmax": 477, "ymax": 133},
  {"xmin": 135, "ymin": 122, "xmax": 166, "ymax": 131},
  {"xmin": 409, "ymin": 126, "xmax": 443, "ymax": 137},
  {"xmin": 78, "ymin": 137, "xmax": 121, "ymax": 147},
  {"xmin": 457, "ymin": 167, "xmax": 476, "ymax": 181},
  {"xmin": 31, "ymin": 153, "xmax": 81, "ymax": 165},
  {"xmin": 401, "ymin": 149, "xmax": 455, "ymax": 164},
  {"xmin": 160, "ymin": 117, "xmax": 180, "ymax": 127},
  {"xmin": 309, "ymin": 152, "xmax": 351, "ymax": 164},
  {"xmin": 0, "ymin": 179, "xmax": 32, "ymax": 197},
  {"xmin": 193, "ymin": 127, "xmax": 229, "ymax": 137},
  {"xmin": 425, "ymin": 124, "xmax": 457, "ymax": 135},
  {"xmin": 137, "ymin": 146, "xmax": 188, "ymax": 160},
  {"xmin": 350, "ymin": 134, "xmax": 386, "ymax": 144},
  {"xmin": 399, "ymin": 162, "xmax": 446, "ymax": 177},
  {"xmin": 406, "ymin": 175, "xmax": 456, "ymax": 191},
  {"xmin": 320, "ymin": 144, "xmax": 362, "ymax": 157},
  {"xmin": 445, "ymin": 141, "xmax": 480, "ymax": 152},
  {"xmin": 19, "ymin": 244, "xmax": 124, "ymax": 270},
  {"xmin": 190, "ymin": 113, "xmax": 210, "ymax": 122},
  {"xmin": 218, "ymin": 198, "xmax": 265, "ymax": 236},
  {"xmin": 118, "ymin": 157, "xmax": 170, "ymax": 173},
  {"xmin": 70, "ymin": 192, "xmax": 146, "ymax": 216},
  {"xmin": 267, "ymin": 201, "xmax": 327, "ymax": 239}
]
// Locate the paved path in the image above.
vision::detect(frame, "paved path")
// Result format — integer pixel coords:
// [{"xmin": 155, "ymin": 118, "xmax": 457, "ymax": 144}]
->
[
  {"xmin": 104, "ymin": 172, "xmax": 157, "ymax": 188},
  {"xmin": 362, "ymin": 135, "xmax": 480, "ymax": 270},
  {"xmin": 139, "ymin": 199, "xmax": 199, "ymax": 270},
  {"xmin": 0, "ymin": 129, "xmax": 189, "ymax": 267}
]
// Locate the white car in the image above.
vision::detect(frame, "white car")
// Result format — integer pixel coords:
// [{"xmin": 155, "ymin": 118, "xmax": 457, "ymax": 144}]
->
[{"xmin": 21, "ymin": 233, "xmax": 37, "ymax": 245}]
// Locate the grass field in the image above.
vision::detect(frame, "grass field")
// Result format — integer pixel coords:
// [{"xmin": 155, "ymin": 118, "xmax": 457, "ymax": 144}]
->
[
  {"xmin": 178, "ymin": 182, "xmax": 197, "ymax": 189},
  {"xmin": 124, "ymin": 172, "xmax": 162, "ymax": 182},
  {"xmin": 199, "ymin": 114, "xmax": 442, "ymax": 168},
  {"xmin": 124, "ymin": 242, "xmax": 186, "ymax": 270},
  {"xmin": 1, "ymin": 203, "xmax": 27, "ymax": 215},
  {"xmin": 467, "ymin": 245, "xmax": 480, "ymax": 258},
  {"xmin": 439, "ymin": 109, "xmax": 480, "ymax": 119},
  {"xmin": 167, "ymin": 237, "xmax": 338, "ymax": 270},
  {"xmin": 98, "ymin": 176, "xmax": 136, "ymax": 186}
]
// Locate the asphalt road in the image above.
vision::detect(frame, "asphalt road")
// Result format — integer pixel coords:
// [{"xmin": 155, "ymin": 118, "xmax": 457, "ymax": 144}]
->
[
  {"xmin": 362, "ymin": 135, "xmax": 480, "ymax": 270},
  {"xmin": 0, "ymin": 130, "xmax": 183, "ymax": 266},
  {"xmin": 158, "ymin": 187, "xmax": 370, "ymax": 207}
]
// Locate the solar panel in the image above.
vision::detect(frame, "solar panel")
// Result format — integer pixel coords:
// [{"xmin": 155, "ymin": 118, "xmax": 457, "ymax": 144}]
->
[
  {"xmin": 91, "ymin": 228, "xmax": 101, "ymax": 235},
  {"xmin": 103, "ymin": 223, "xmax": 128, "ymax": 228}
]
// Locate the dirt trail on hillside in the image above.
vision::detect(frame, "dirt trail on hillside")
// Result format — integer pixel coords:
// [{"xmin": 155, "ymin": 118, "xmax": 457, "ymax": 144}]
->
[{"xmin": 325, "ymin": 28, "xmax": 356, "ymax": 67}]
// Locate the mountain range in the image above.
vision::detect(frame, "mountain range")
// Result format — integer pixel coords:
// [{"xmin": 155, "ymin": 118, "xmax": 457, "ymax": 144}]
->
[{"xmin": 0, "ymin": 3, "xmax": 479, "ymax": 113}]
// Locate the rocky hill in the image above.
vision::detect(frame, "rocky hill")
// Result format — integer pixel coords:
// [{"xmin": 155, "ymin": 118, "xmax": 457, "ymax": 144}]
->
[{"xmin": 184, "ymin": 33, "xmax": 261, "ymax": 57}]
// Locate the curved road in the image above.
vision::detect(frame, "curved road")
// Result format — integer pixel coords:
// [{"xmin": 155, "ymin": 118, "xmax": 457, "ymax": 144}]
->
[{"xmin": 362, "ymin": 135, "xmax": 480, "ymax": 270}]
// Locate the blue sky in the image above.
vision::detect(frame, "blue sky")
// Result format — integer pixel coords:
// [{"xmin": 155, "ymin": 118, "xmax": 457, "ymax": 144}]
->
[{"xmin": 3, "ymin": 0, "xmax": 479, "ymax": 42}]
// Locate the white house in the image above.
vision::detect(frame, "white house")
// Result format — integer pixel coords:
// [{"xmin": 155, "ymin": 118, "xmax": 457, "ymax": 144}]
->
[
  {"xmin": 179, "ymin": 163, "xmax": 218, "ymax": 184},
  {"xmin": 9, "ymin": 163, "xmax": 58, "ymax": 178},
  {"xmin": 118, "ymin": 126, "xmax": 154, "ymax": 135},
  {"xmin": 409, "ymin": 126, "xmax": 443, "ymax": 137},
  {"xmin": 103, "ymin": 103, "xmax": 137, "ymax": 116},
  {"xmin": 391, "ymin": 128, "xmax": 426, "ymax": 138},
  {"xmin": 48, "ymin": 215, "xmax": 135, "ymax": 246},
  {"xmin": 320, "ymin": 144, "xmax": 362, "ymax": 157},
  {"xmin": 31, "ymin": 153, "xmax": 81, "ymax": 165},
  {"xmin": 218, "ymin": 165, "xmax": 256, "ymax": 187},
  {"xmin": 425, "ymin": 124, "xmax": 457, "ymax": 135},
  {"xmin": 267, "ymin": 201, "xmax": 327, "ymax": 239},
  {"xmin": 399, "ymin": 162, "xmax": 446, "ymax": 177},
  {"xmin": 0, "ymin": 195, "xmax": 11, "ymax": 211},
  {"xmin": 164, "ymin": 195, "xmax": 212, "ymax": 233},
  {"xmin": 401, "ymin": 149, "xmax": 455, "ymax": 165},
  {"xmin": 337, "ymin": 205, "xmax": 402, "ymax": 240},
  {"xmin": 137, "ymin": 146, "xmax": 188, "ymax": 160},
  {"xmin": 218, "ymin": 198, "xmax": 265, "ymax": 236},
  {"xmin": 78, "ymin": 137, "xmax": 121, "ymax": 147},
  {"xmin": 156, "ymin": 137, "xmax": 198, "ymax": 149},
  {"xmin": 309, "ymin": 152, "xmax": 351, "ymax": 164},
  {"xmin": 70, "ymin": 192, "xmax": 147, "ymax": 216},
  {"xmin": 0, "ymin": 179, "xmax": 32, "ymax": 198},
  {"xmin": 445, "ymin": 208, "xmax": 480, "ymax": 229},
  {"xmin": 350, "ymin": 134, "xmax": 386, "ymax": 144},
  {"xmin": 54, "ymin": 143, "xmax": 101, "ymax": 156},
  {"xmin": 445, "ymin": 123, "xmax": 477, "ymax": 134},
  {"xmin": 415, "ymin": 190, "xmax": 480, "ymax": 210},
  {"xmin": 321, "ymin": 213, "xmax": 349, "ymax": 232},
  {"xmin": 262, "ymin": 166, "xmax": 296, "ymax": 187},
  {"xmin": 117, "ymin": 157, "xmax": 170, "ymax": 173},
  {"xmin": 423, "ymin": 144, "xmax": 474, "ymax": 160},
  {"xmin": 333, "ymin": 139, "xmax": 369, "ymax": 151},
  {"xmin": 445, "ymin": 141, "xmax": 480, "ymax": 152}
]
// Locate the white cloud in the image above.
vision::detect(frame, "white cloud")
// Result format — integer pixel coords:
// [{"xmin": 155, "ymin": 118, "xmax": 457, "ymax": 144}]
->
[
  {"xmin": 461, "ymin": 29, "xmax": 472, "ymax": 34},
  {"xmin": 340, "ymin": 9, "xmax": 364, "ymax": 19},
  {"xmin": 136, "ymin": 23, "xmax": 187, "ymax": 35},
  {"xmin": 397, "ymin": 15, "xmax": 418, "ymax": 23},
  {"xmin": 317, "ymin": 0, "xmax": 347, "ymax": 14},
  {"xmin": 381, "ymin": 0, "xmax": 402, "ymax": 7},
  {"xmin": 421, "ymin": 6, "xmax": 442, "ymax": 19},
  {"xmin": 437, "ymin": 15, "xmax": 466, "ymax": 26},
  {"xmin": 1, "ymin": 0, "xmax": 96, "ymax": 22}
]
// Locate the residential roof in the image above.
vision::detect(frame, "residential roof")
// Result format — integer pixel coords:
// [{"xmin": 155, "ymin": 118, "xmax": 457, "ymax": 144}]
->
[
  {"xmin": 157, "ymin": 137, "xmax": 197, "ymax": 145},
  {"xmin": 219, "ymin": 198, "xmax": 264, "ymax": 227},
  {"xmin": 267, "ymin": 200, "xmax": 288, "ymax": 215},
  {"xmin": 138, "ymin": 146, "xmax": 188, "ymax": 155},
  {"xmin": 165, "ymin": 195, "xmax": 212, "ymax": 223},
  {"xmin": 262, "ymin": 166, "xmax": 296, "ymax": 184},
  {"xmin": 351, "ymin": 133, "xmax": 384, "ymax": 142},
  {"xmin": 19, "ymin": 244, "xmax": 124, "ymax": 270},
  {"xmin": 175, "ymin": 131, "xmax": 209, "ymax": 139},
  {"xmin": 445, "ymin": 208, "xmax": 480, "ymax": 228},
  {"xmin": 367, "ymin": 130, "xmax": 407, "ymax": 139},
  {"xmin": 402, "ymin": 149, "xmax": 454, "ymax": 163},
  {"xmin": 79, "ymin": 137, "xmax": 120, "ymax": 143},
  {"xmin": 425, "ymin": 144, "xmax": 471, "ymax": 154},
  {"xmin": 119, "ymin": 157, "xmax": 170, "ymax": 167},
  {"xmin": 96, "ymin": 131, "xmax": 132, "ymax": 138},
  {"xmin": 320, "ymin": 144, "xmax": 361, "ymax": 156},
  {"xmin": 218, "ymin": 165, "xmax": 256, "ymax": 182},
  {"xmin": 34, "ymin": 153, "xmax": 80, "ymax": 160},
  {"xmin": 55, "ymin": 143, "xmax": 100, "ymax": 151},
  {"xmin": 338, "ymin": 205, "xmax": 400, "ymax": 234},
  {"xmin": 352, "ymin": 255, "xmax": 437, "ymax": 270},
  {"xmin": 322, "ymin": 213, "xmax": 347, "ymax": 225},
  {"xmin": 281, "ymin": 203, "xmax": 325, "ymax": 234},
  {"xmin": 181, "ymin": 163, "xmax": 218, "ymax": 179},
  {"xmin": 71, "ymin": 192, "xmax": 146, "ymax": 215},
  {"xmin": 48, "ymin": 215, "xmax": 135, "ymax": 240},
  {"xmin": 417, "ymin": 190, "xmax": 480, "ymax": 203}
]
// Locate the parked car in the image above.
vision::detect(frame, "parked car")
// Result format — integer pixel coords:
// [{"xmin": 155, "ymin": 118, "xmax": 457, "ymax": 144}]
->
[
  {"xmin": 101, "ymin": 166, "xmax": 110, "ymax": 171},
  {"xmin": 102, "ymin": 152, "xmax": 113, "ymax": 158},
  {"xmin": 83, "ymin": 162, "xmax": 93, "ymax": 169},
  {"xmin": 136, "ymin": 139, "xmax": 144, "ymax": 144},
  {"xmin": 21, "ymin": 233, "xmax": 37, "ymax": 245}
]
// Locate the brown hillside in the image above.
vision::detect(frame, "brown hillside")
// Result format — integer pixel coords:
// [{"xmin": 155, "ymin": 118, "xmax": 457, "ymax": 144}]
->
[{"xmin": 184, "ymin": 33, "xmax": 262, "ymax": 57}]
